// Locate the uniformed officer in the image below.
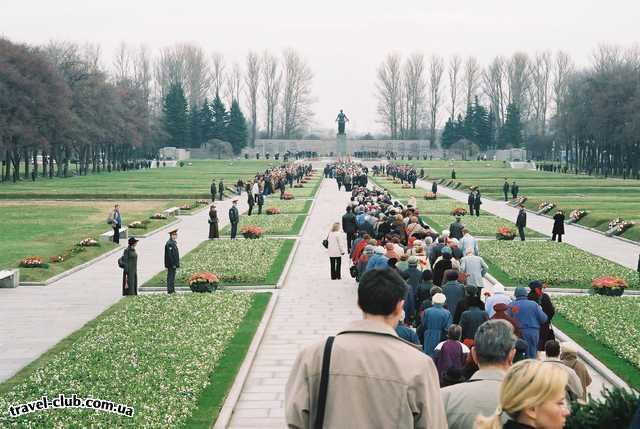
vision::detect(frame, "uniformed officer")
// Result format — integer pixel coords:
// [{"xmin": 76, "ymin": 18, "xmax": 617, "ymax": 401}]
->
[{"xmin": 164, "ymin": 229, "xmax": 180, "ymax": 294}]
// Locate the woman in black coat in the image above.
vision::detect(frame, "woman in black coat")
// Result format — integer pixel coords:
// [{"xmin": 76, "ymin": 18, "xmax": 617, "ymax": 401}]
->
[
  {"xmin": 528, "ymin": 280, "xmax": 555, "ymax": 351},
  {"xmin": 246, "ymin": 184, "xmax": 255, "ymax": 216},
  {"xmin": 208, "ymin": 205, "xmax": 219, "ymax": 239},
  {"xmin": 552, "ymin": 210, "xmax": 565, "ymax": 242},
  {"xmin": 122, "ymin": 237, "xmax": 138, "ymax": 296}
]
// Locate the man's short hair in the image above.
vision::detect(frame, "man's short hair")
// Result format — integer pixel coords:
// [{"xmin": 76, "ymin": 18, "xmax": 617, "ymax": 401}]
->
[
  {"xmin": 474, "ymin": 320, "xmax": 516, "ymax": 365},
  {"xmin": 444, "ymin": 269, "xmax": 459, "ymax": 282},
  {"xmin": 447, "ymin": 324, "xmax": 462, "ymax": 340},
  {"xmin": 346, "ymin": 206, "xmax": 353, "ymax": 212},
  {"xmin": 462, "ymin": 228, "xmax": 469, "ymax": 234},
  {"xmin": 358, "ymin": 269, "xmax": 407, "ymax": 316},
  {"xmin": 545, "ymin": 339, "xmax": 561, "ymax": 358}
]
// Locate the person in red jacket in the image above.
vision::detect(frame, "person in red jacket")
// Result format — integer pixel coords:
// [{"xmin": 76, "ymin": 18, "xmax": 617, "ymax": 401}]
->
[{"xmin": 491, "ymin": 302, "xmax": 522, "ymax": 338}]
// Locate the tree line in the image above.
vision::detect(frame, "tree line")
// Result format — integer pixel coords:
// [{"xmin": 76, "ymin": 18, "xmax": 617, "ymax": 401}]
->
[
  {"xmin": 375, "ymin": 47, "xmax": 640, "ymax": 178},
  {"xmin": 0, "ymin": 38, "xmax": 314, "ymax": 182}
]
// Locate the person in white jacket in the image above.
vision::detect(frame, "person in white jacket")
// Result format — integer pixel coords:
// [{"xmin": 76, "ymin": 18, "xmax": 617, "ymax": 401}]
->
[{"xmin": 327, "ymin": 222, "xmax": 346, "ymax": 280}]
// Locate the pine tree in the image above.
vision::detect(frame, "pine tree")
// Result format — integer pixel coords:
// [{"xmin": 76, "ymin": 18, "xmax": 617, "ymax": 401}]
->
[
  {"xmin": 454, "ymin": 113, "xmax": 465, "ymax": 143},
  {"xmin": 211, "ymin": 94, "xmax": 228, "ymax": 142},
  {"xmin": 188, "ymin": 105, "xmax": 202, "ymax": 148},
  {"xmin": 463, "ymin": 102, "xmax": 474, "ymax": 140},
  {"xmin": 162, "ymin": 83, "xmax": 189, "ymax": 148},
  {"xmin": 441, "ymin": 118, "xmax": 456, "ymax": 148},
  {"xmin": 500, "ymin": 102, "xmax": 523, "ymax": 148},
  {"xmin": 200, "ymin": 98, "xmax": 214, "ymax": 142},
  {"xmin": 472, "ymin": 96, "xmax": 491, "ymax": 150},
  {"xmin": 226, "ymin": 99, "xmax": 248, "ymax": 154}
]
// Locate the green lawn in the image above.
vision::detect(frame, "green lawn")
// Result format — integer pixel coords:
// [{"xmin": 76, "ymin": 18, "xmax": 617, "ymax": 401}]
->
[
  {"xmin": 423, "ymin": 213, "xmax": 546, "ymax": 238},
  {"xmin": 553, "ymin": 296, "xmax": 640, "ymax": 390},
  {"xmin": 0, "ymin": 292, "xmax": 269, "ymax": 428},
  {"xmin": 480, "ymin": 240, "xmax": 639, "ymax": 289},
  {"xmin": 263, "ymin": 199, "xmax": 313, "ymax": 214},
  {"xmin": 220, "ymin": 214, "xmax": 305, "ymax": 236},
  {"xmin": 402, "ymin": 160, "xmax": 640, "ymax": 242},
  {"xmin": 143, "ymin": 239, "xmax": 295, "ymax": 288},
  {"xmin": 0, "ymin": 200, "xmax": 186, "ymax": 282},
  {"xmin": 0, "ymin": 160, "xmax": 282, "ymax": 199}
]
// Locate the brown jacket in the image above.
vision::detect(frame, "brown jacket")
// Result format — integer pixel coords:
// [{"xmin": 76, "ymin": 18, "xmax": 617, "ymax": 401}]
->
[
  {"xmin": 561, "ymin": 351, "xmax": 592, "ymax": 402},
  {"xmin": 285, "ymin": 319, "xmax": 448, "ymax": 429}
]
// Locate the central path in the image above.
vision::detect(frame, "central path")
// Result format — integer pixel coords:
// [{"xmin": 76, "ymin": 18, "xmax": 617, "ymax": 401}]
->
[{"xmin": 228, "ymin": 178, "xmax": 360, "ymax": 428}]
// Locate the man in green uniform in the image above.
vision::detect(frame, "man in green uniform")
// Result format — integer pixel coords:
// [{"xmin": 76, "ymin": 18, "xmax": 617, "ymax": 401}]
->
[
  {"xmin": 164, "ymin": 229, "xmax": 180, "ymax": 294},
  {"xmin": 503, "ymin": 178, "xmax": 510, "ymax": 201}
]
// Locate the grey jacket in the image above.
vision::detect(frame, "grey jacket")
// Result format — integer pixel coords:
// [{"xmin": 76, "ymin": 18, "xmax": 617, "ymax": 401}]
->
[{"xmin": 460, "ymin": 255, "xmax": 488, "ymax": 288}]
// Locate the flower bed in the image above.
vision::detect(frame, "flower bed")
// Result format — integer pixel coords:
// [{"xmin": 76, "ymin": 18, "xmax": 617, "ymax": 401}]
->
[
  {"xmin": 568, "ymin": 209, "xmax": 587, "ymax": 223},
  {"xmin": 293, "ymin": 183, "xmax": 304, "ymax": 188},
  {"xmin": 49, "ymin": 255, "xmax": 65, "ymax": 264},
  {"xmin": 128, "ymin": 220, "xmax": 150, "ymax": 229},
  {"xmin": 452, "ymin": 207, "xmax": 467, "ymax": 217},
  {"xmin": 78, "ymin": 238, "xmax": 99, "ymax": 247},
  {"xmin": 241, "ymin": 225, "xmax": 265, "ymax": 239},
  {"xmin": 20, "ymin": 256, "xmax": 45, "ymax": 268},
  {"xmin": 144, "ymin": 239, "xmax": 294, "ymax": 287},
  {"xmin": 265, "ymin": 207, "xmax": 281, "ymax": 215},
  {"xmin": 150, "ymin": 213, "xmax": 168, "ymax": 220},
  {"xmin": 188, "ymin": 272, "xmax": 219, "ymax": 293},
  {"xmin": 263, "ymin": 199, "xmax": 310, "ymax": 214},
  {"xmin": 221, "ymin": 214, "xmax": 304, "ymax": 236},
  {"xmin": 496, "ymin": 227, "xmax": 516, "ymax": 240},
  {"xmin": 554, "ymin": 295, "xmax": 640, "ymax": 370},
  {"xmin": 536, "ymin": 201, "xmax": 555, "ymax": 214},
  {"xmin": 282, "ymin": 192, "xmax": 295, "ymax": 200},
  {"xmin": 592, "ymin": 276, "xmax": 627, "ymax": 296},
  {"xmin": 0, "ymin": 293, "xmax": 255, "ymax": 428},
  {"xmin": 423, "ymin": 214, "xmax": 546, "ymax": 238},
  {"xmin": 481, "ymin": 240, "xmax": 639, "ymax": 289},
  {"xmin": 606, "ymin": 218, "xmax": 634, "ymax": 236},
  {"xmin": 424, "ymin": 192, "xmax": 437, "ymax": 200}
]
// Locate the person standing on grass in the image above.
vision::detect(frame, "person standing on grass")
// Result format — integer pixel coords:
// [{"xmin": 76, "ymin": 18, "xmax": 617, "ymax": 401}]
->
[
  {"xmin": 246, "ymin": 184, "xmax": 255, "ymax": 216},
  {"xmin": 229, "ymin": 199, "xmax": 240, "ymax": 239},
  {"xmin": 327, "ymin": 222, "xmax": 346, "ymax": 280},
  {"xmin": 210, "ymin": 178, "xmax": 217, "ymax": 202},
  {"xmin": 511, "ymin": 180, "xmax": 519, "ymax": 199},
  {"xmin": 208, "ymin": 204, "xmax": 219, "ymax": 239},
  {"xmin": 121, "ymin": 237, "xmax": 139, "ymax": 296},
  {"xmin": 467, "ymin": 191, "xmax": 475, "ymax": 217},
  {"xmin": 256, "ymin": 192, "xmax": 264, "ymax": 214},
  {"xmin": 552, "ymin": 209, "xmax": 565, "ymax": 242},
  {"xmin": 516, "ymin": 205, "xmax": 527, "ymax": 241},
  {"xmin": 473, "ymin": 189, "xmax": 482, "ymax": 217},
  {"xmin": 503, "ymin": 177, "xmax": 510, "ymax": 201},
  {"xmin": 110, "ymin": 204, "xmax": 122, "ymax": 244},
  {"xmin": 164, "ymin": 229, "xmax": 180, "ymax": 294},
  {"xmin": 218, "ymin": 179, "xmax": 224, "ymax": 201}
]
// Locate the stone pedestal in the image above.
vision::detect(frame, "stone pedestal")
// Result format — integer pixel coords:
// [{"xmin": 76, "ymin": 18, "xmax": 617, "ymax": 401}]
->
[
  {"xmin": 336, "ymin": 134, "xmax": 348, "ymax": 157},
  {"xmin": 0, "ymin": 269, "xmax": 19, "ymax": 288}
]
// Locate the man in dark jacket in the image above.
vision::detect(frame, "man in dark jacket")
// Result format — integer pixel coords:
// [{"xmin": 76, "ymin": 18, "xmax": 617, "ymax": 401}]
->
[
  {"xmin": 229, "ymin": 199, "xmax": 240, "ymax": 239},
  {"xmin": 210, "ymin": 179, "xmax": 217, "ymax": 202},
  {"xmin": 502, "ymin": 178, "xmax": 509, "ymax": 201},
  {"xmin": 473, "ymin": 191, "xmax": 482, "ymax": 217},
  {"xmin": 342, "ymin": 206, "xmax": 358, "ymax": 252},
  {"xmin": 164, "ymin": 229, "xmax": 180, "ymax": 294},
  {"xmin": 449, "ymin": 217, "xmax": 465, "ymax": 240},
  {"xmin": 511, "ymin": 181, "xmax": 519, "ymax": 199},
  {"xmin": 516, "ymin": 206, "xmax": 527, "ymax": 241},
  {"xmin": 431, "ymin": 181, "xmax": 438, "ymax": 195},
  {"xmin": 218, "ymin": 180, "xmax": 225, "ymax": 201},
  {"xmin": 400, "ymin": 256, "xmax": 423, "ymax": 325},
  {"xmin": 467, "ymin": 192, "xmax": 475, "ymax": 216}
]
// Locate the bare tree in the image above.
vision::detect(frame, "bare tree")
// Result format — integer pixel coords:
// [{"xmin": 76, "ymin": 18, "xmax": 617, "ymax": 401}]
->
[
  {"xmin": 483, "ymin": 56, "xmax": 507, "ymax": 127},
  {"xmin": 280, "ymin": 49, "xmax": 314, "ymax": 138},
  {"xmin": 154, "ymin": 45, "xmax": 187, "ymax": 99},
  {"xmin": 261, "ymin": 52, "xmax": 281, "ymax": 139},
  {"xmin": 132, "ymin": 45, "xmax": 152, "ymax": 113},
  {"xmin": 183, "ymin": 45, "xmax": 210, "ymax": 109},
  {"xmin": 528, "ymin": 51, "xmax": 552, "ymax": 134},
  {"xmin": 448, "ymin": 54, "xmax": 462, "ymax": 119},
  {"xmin": 507, "ymin": 52, "xmax": 531, "ymax": 118},
  {"xmin": 463, "ymin": 56, "xmax": 481, "ymax": 109},
  {"xmin": 375, "ymin": 52, "xmax": 402, "ymax": 138},
  {"xmin": 552, "ymin": 51, "xmax": 574, "ymax": 117},
  {"xmin": 245, "ymin": 51, "xmax": 261, "ymax": 147},
  {"xmin": 226, "ymin": 62, "xmax": 242, "ymax": 104},
  {"xmin": 113, "ymin": 42, "xmax": 132, "ymax": 83},
  {"xmin": 403, "ymin": 53, "xmax": 427, "ymax": 139},
  {"xmin": 427, "ymin": 55, "xmax": 445, "ymax": 147},
  {"xmin": 211, "ymin": 52, "xmax": 226, "ymax": 97}
]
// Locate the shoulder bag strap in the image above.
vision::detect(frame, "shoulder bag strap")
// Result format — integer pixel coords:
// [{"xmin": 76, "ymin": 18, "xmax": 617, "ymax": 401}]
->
[{"xmin": 314, "ymin": 336, "xmax": 335, "ymax": 429}]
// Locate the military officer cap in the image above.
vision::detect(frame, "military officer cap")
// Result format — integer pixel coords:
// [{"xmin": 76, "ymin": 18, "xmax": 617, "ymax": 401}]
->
[{"xmin": 169, "ymin": 229, "xmax": 178, "ymax": 235}]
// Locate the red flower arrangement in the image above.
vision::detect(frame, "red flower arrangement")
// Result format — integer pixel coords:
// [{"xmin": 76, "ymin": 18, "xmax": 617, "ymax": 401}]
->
[
  {"xmin": 592, "ymin": 276, "xmax": 627, "ymax": 296},
  {"xmin": 282, "ymin": 192, "xmax": 294, "ymax": 200},
  {"xmin": 294, "ymin": 183, "xmax": 304, "ymax": 188},
  {"xmin": 452, "ymin": 208, "xmax": 467, "ymax": 217},
  {"xmin": 496, "ymin": 227, "xmax": 516, "ymax": 241},
  {"xmin": 188, "ymin": 272, "xmax": 219, "ymax": 293},
  {"xmin": 266, "ymin": 207, "xmax": 281, "ymax": 215},
  {"xmin": 241, "ymin": 225, "xmax": 265, "ymax": 239},
  {"xmin": 20, "ymin": 256, "xmax": 44, "ymax": 268},
  {"xmin": 50, "ymin": 255, "xmax": 65, "ymax": 263},
  {"xmin": 424, "ymin": 192, "xmax": 437, "ymax": 200}
]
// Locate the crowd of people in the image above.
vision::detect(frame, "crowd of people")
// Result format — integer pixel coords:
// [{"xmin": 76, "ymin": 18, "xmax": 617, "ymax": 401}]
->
[{"xmin": 286, "ymin": 162, "xmax": 604, "ymax": 429}]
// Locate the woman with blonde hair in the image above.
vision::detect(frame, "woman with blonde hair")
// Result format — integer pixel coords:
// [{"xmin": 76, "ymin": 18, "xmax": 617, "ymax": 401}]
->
[
  {"xmin": 326, "ymin": 222, "xmax": 346, "ymax": 280},
  {"xmin": 475, "ymin": 359, "xmax": 570, "ymax": 429}
]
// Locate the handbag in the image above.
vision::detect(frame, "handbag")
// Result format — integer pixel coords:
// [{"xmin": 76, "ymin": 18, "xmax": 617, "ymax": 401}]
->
[
  {"xmin": 349, "ymin": 265, "xmax": 359, "ymax": 279},
  {"xmin": 314, "ymin": 336, "xmax": 335, "ymax": 429},
  {"xmin": 322, "ymin": 235, "xmax": 329, "ymax": 249}
]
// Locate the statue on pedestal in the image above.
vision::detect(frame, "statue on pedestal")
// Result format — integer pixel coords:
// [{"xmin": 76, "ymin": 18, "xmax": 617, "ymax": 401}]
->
[{"xmin": 335, "ymin": 109, "xmax": 349, "ymax": 135}]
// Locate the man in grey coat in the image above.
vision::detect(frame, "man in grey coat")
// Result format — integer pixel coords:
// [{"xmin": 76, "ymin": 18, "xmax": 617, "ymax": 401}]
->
[
  {"xmin": 459, "ymin": 229, "xmax": 479, "ymax": 256},
  {"xmin": 460, "ymin": 248, "xmax": 489, "ymax": 289},
  {"xmin": 440, "ymin": 320, "xmax": 517, "ymax": 429}
]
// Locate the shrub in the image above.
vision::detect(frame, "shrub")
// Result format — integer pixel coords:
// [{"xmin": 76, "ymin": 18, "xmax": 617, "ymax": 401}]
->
[{"xmin": 566, "ymin": 387, "xmax": 639, "ymax": 429}]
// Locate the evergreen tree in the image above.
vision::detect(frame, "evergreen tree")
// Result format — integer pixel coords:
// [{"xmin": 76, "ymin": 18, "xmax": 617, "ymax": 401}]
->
[
  {"xmin": 487, "ymin": 109, "xmax": 496, "ymax": 149},
  {"xmin": 211, "ymin": 94, "xmax": 228, "ymax": 141},
  {"xmin": 226, "ymin": 99, "xmax": 249, "ymax": 154},
  {"xmin": 463, "ymin": 102, "xmax": 474, "ymax": 140},
  {"xmin": 188, "ymin": 105, "xmax": 202, "ymax": 148},
  {"xmin": 441, "ymin": 118, "xmax": 456, "ymax": 148},
  {"xmin": 472, "ymin": 96, "xmax": 491, "ymax": 150},
  {"xmin": 499, "ymin": 102, "xmax": 523, "ymax": 148},
  {"xmin": 454, "ymin": 113, "xmax": 465, "ymax": 143},
  {"xmin": 200, "ymin": 98, "xmax": 214, "ymax": 142},
  {"xmin": 162, "ymin": 83, "xmax": 189, "ymax": 148}
]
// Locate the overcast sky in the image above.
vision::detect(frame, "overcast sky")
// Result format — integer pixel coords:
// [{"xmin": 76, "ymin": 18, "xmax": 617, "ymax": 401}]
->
[{"xmin": 1, "ymin": 1, "xmax": 637, "ymax": 134}]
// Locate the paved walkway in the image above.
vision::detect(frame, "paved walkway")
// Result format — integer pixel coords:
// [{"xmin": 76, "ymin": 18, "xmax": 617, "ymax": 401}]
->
[
  {"xmin": 0, "ymin": 196, "xmax": 249, "ymax": 382},
  {"xmin": 416, "ymin": 179, "xmax": 640, "ymax": 270},
  {"xmin": 228, "ymin": 179, "xmax": 360, "ymax": 428}
]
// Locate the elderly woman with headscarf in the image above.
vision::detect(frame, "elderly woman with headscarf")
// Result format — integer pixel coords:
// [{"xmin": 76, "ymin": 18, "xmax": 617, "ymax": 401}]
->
[
  {"xmin": 421, "ymin": 292, "xmax": 452, "ymax": 356},
  {"xmin": 528, "ymin": 280, "xmax": 556, "ymax": 351}
]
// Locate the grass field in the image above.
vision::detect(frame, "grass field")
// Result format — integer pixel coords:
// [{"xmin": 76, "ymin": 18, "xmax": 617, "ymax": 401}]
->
[
  {"xmin": 0, "ymin": 292, "xmax": 270, "ymax": 428},
  {"xmin": 0, "ymin": 160, "xmax": 282, "ymax": 199},
  {"xmin": 0, "ymin": 200, "xmax": 186, "ymax": 282},
  {"xmin": 220, "ymin": 214, "xmax": 306, "ymax": 236},
  {"xmin": 403, "ymin": 160, "xmax": 640, "ymax": 242},
  {"xmin": 143, "ymin": 239, "xmax": 295, "ymax": 288}
]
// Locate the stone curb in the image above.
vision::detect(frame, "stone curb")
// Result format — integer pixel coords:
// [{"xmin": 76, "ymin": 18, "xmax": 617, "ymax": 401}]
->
[
  {"xmin": 484, "ymin": 273, "xmax": 632, "ymax": 391},
  {"xmin": 212, "ymin": 291, "xmax": 280, "ymax": 429}
]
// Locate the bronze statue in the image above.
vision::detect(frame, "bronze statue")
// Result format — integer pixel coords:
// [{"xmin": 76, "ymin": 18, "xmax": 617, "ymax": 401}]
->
[{"xmin": 335, "ymin": 109, "xmax": 349, "ymax": 135}]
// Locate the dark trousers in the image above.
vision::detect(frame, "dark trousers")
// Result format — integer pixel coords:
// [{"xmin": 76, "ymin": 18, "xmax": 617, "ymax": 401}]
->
[
  {"xmin": 230, "ymin": 222, "xmax": 238, "ymax": 239},
  {"xmin": 248, "ymin": 204, "xmax": 253, "ymax": 216},
  {"xmin": 211, "ymin": 193, "xmax": 216, "ymax": 202},
  {"xmin": 337, "ymin": 181, "xmax": 342, "ymax": 190},
  {"xmin": 258, "ymin": 204, "xmax": 263, "ymax": 214},
  {"xmin": 468, "ymin": 205, "xmax": 474, "ymax": 216},
  {"xmin": 329, "ymin": 257, "xmax": 342, "ymax": 280},
  {"xmin": 346, "ymin": 232, "xmax": 355, "ymax": 252},
  {"xmin": 504, "ymin": 192, "xmax": 508, "ymax": 201},
  {"xmin": 474, "ymin": 206, "xmax": 480, "ymax": 217},
  {"xmin": 552, "ymin": 233, "xmax": 563, "ymax": 242},
  {"xmin": 518, "ymin": 226, "xmax": 526, "ymax": 241},
  {"xmin": 167, "ymin": 268, "xmax": 176, "ymax": 294},
  {"xmin": 113, "ymin": 224, "xmax": 120, "ymax": 244},
  {"xmin": 219, "ymin": 191, "xmax": 224, "ymax": 200}
]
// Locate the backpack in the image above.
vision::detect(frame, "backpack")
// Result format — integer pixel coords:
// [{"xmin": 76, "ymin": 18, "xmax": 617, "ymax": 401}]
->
[{"xmin": 118, "ymin": 251, "xmax": 126, "ymax": 269}]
